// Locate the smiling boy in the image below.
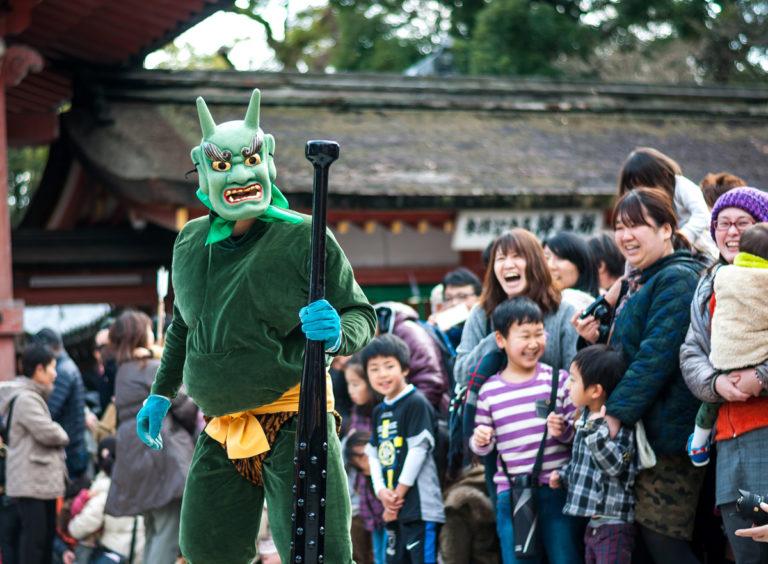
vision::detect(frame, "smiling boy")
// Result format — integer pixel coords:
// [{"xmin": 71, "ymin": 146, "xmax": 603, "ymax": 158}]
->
[
  {"xmin": 470, "ymin": 297, "xmax": 583, "ymax": 564},
  {"xmin": 362, "ymin": 334, "xmax": 445, "ymax": 564}
]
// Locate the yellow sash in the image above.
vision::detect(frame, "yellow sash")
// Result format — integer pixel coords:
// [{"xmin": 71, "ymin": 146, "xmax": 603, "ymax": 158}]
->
[{"xmin": 205, "ymin": 374, "xmax": 335, "ymax": 459}]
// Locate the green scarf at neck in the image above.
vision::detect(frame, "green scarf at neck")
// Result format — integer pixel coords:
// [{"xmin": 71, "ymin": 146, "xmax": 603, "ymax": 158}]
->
[{"xmin": 195, "ymin": 186, "xmax": 303, "ymax": 245}]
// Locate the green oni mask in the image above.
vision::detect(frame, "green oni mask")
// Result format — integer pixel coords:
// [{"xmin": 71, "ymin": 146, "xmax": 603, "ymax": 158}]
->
[{"xmin": 191, "ymin": 89, "xmax": 302, "ymax": 244}]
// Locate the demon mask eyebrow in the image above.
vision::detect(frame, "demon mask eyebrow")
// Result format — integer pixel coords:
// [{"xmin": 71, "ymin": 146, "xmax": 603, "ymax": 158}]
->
[
  {"xmin": 241, "ymin": 134, "xmax": 263, "ymax": 158},
  {"xmin": 203, "ymin": 142, "xmax": 231, "ymax": 162}
]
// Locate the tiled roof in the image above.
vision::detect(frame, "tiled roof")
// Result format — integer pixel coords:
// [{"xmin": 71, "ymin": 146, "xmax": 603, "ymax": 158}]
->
[{"xmin": 63, "ymin": 70, "xmax": 768, "ymax": 209}]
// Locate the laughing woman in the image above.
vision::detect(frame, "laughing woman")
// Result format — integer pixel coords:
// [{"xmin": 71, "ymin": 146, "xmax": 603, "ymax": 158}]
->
[
  {"xmin": 454, "ymin": 228, "xmax": 578, "ymax": 388},
  {"xmin": 575, "ymin": 188, "xmax": 705, "ymax": 563}
]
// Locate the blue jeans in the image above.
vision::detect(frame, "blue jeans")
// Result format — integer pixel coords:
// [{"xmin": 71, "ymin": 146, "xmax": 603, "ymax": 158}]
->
[
  {"xmin": 371, "ymin": 526, "xmax": 387, "ymax": 564},
  {"xmin": 496, "ymin": 485, "xmax": 586, "ymax": 564}
]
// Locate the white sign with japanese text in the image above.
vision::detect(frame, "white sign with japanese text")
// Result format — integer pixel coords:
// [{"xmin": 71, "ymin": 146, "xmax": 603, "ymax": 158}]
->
[{"xmin": 452, "ymin": 209, "xmax": 605, "ymax": 250}]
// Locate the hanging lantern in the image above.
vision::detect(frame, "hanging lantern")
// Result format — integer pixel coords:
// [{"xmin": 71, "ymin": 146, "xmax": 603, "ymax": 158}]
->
[
  {"xmin": 417, "ymin": 220, "xmax": 429, "ymax": 234},
  {"xmin": 364, "ymin": 220, "xmax": 376, "ymax": 234},
  {"xmin": 391, "ymin": 220, "xmax": 403, "ymax": 234},
  {"xmin": 337, "ymin": 220, "xmax": 350, "ymax": 234}
]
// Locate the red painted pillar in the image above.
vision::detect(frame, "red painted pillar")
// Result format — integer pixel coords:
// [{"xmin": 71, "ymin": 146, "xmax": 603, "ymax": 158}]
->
[
  {"xmin": 0, "ymin": 80, "xmax": 19, "ymax": 379},
  {"xmin": 0, "ymin": 45, "xmax": 43, "ymax": 380}
]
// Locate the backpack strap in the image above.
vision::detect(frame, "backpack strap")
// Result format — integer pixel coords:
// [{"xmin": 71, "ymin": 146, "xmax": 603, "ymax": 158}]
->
[
  {"xmin": 532, "ymin": 369, "xmax": 559, "ymax": 481},
  {"xmin": 2, "ymin": 397, "xmax": 18, "ymax": 446}
]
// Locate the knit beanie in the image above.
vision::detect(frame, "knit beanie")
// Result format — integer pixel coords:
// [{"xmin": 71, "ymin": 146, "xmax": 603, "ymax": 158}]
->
[{"xmin": 710, "ymin": 187, "xmax": 768, "ymax": 239}]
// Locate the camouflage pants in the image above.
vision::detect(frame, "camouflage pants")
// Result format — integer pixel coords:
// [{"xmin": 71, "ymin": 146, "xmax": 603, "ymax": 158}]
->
[{"xmin": 635, "ymin": 454, "xmax": 705, "ymax": 541}]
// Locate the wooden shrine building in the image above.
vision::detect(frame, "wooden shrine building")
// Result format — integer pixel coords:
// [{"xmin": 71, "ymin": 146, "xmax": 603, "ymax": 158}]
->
[
  {"xmin": 0, "ymin": 0, "xmax": 233, "ymax": 376},
  {"xmin": 13, "ymin": 69, "xmax": 768, "ymax": 311}
]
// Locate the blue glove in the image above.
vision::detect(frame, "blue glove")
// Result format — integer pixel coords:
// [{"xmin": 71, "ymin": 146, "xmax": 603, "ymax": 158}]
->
[
  {"xmin": 136, "ymin": 395, "xmax": 171, "ymax": 450},
  {"xmin": 299, "ymin": 299, "xmax": 341, "ymax": 352}
]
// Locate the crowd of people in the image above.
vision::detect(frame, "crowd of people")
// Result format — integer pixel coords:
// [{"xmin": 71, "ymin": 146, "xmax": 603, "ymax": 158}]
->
[
  {"xmin": 0, "ymin": 146, "xmax": 767, "ymax": 564},
  {"xmin": 337, "ymin": 148, "xmax": 768, "ymax": 564}
]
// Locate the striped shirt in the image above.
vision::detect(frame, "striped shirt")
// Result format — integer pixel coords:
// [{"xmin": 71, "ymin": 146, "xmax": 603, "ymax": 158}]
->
[{"xmin": 470, "ymin": 363, "xmax": 575, "ymax": 493}]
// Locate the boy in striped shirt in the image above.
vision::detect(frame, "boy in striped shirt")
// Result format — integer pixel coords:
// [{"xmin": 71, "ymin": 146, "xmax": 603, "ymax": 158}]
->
[{"xmin": 470, "ymin": 297, "xmax": 584, "ymax": 564}]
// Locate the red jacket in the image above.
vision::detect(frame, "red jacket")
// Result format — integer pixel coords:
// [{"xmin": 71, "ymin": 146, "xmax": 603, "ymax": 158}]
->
[{"xmin": 715, "ymin": 397, "xmax": 768, "ymax": 442}]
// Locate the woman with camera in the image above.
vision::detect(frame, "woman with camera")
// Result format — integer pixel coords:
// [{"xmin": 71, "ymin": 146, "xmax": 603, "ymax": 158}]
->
[
  {"xmin": 680, "ymin": 187, "xmax": 768, "ymax": 563},
  {"xmin": 574, "ymin": 188, "xmax": 705, "ymax": 563}
]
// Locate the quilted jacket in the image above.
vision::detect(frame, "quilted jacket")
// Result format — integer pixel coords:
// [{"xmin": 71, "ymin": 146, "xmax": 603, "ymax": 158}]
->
[{"xmin": 606, "ymin": 251, "xmax": 704, "ymax": 455}]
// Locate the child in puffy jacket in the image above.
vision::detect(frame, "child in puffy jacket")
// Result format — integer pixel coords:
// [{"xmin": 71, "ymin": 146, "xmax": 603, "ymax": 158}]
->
[{"xmin": 68, "ymin": 436, "xmax": 145, "ymax": 563}]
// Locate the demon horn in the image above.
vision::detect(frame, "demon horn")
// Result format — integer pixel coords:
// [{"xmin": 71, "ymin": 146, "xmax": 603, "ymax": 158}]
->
[
  {"xmin": 196, "ymin": 97, "xmax": 217, "ymax": 138},
  {"xmin": 243, "ymin": 89, "xmax": 261, "ymax": 130}
]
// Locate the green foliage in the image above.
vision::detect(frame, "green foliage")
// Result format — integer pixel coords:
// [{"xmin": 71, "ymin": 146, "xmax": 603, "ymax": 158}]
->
[
  {"xmin": 468, "ymin": 0, "xmax": 597, "ymax": 76},
  {"xmin": 146, "ymin": 41, "xmax": 235, "ymax": 70},
  {"xmin": 330, "ymin": 4, "xmax": 424, "ymax": 71},
  {"xmin": 8, "ymin": 146, "xmax": 48, "ymax": 228},
  {"xmin": 232, "ymin": 0, "xmax": 441, "ymax": 72},
  {"xmin": 147, "ymin": 0, "xmax": 768, "ymax": 83},
  {"xmin": 693, "ymin": 2, "xmax": 768, "ymax": 83}
]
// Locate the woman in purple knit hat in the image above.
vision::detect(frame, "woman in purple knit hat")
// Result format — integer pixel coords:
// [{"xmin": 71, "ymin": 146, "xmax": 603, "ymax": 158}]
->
[{"xmin": 680, "ymin": 186, "xmax": 768, "ymax": 563}]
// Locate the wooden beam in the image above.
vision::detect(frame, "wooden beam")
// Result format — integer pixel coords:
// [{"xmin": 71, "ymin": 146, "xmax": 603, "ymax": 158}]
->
[
  {"xmin": 0, "ymin": 0, "xmax": 40, "ymax": 36},
  {"xmin": 7, "ymin": 111, "xmax": 58, "ymax": 146},
  {"xmin": 15, "ymin": 284, "xmax": 158, "ymax": 307},
  {"xmin": 352, "ymin": 265, "xmax": 454, "ymax": 286}
]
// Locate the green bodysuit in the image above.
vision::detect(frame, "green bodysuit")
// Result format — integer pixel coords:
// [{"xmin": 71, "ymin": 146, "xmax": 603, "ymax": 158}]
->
[{"xmin": 147, "ymin": 90, "xmax": 376, "ymax": 564}]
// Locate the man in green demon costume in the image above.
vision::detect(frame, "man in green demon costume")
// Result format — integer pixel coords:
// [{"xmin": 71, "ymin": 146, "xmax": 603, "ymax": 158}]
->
[{"xmin": 135, "ymin": 89, "xmax": 375, "ymax": 563}]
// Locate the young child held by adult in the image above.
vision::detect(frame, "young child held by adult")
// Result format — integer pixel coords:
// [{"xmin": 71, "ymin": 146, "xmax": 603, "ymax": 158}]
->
[
  {"xmin": 470, "ymin": 297, "xmax": 583, "ymax": 564},
  {"xmin": 549, "ymin": 345, "xmax": 636, "ymax": 564},
  {"xmin": 687, "ymin": 222, "xmax": 768, "ymax": 466},
  {"xmin": 363, "ymin": 334, "xmax": 445, "ymax": 564}
]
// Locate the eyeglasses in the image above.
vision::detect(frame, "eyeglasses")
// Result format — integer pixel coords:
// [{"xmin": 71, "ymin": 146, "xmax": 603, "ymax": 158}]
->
[
  {"xmin": 444, "ymin": 293, "xmax": 476, "ymax": 304},
  {"xmin": 713, "ymin": 219, "xmax": 755, "ymax": 232}
]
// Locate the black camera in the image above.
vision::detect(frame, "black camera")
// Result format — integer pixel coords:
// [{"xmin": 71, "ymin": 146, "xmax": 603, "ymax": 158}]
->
[
  {"xmin": 579, "ymin": 295, "xmax": 610, "ymax": 321},
  {"xmin": 736, "ymin": 489, "xmax": 768, "ymax": 526},
  {"xmin": 579, "ymin": 296, "xmax": 613, "ymax": 343}
]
